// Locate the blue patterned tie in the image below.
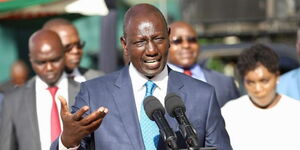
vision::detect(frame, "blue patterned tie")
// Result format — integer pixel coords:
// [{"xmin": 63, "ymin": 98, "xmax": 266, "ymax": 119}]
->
[{"xmin": 140, "ymin": 80, "xmax": 160, "ymax": 150}]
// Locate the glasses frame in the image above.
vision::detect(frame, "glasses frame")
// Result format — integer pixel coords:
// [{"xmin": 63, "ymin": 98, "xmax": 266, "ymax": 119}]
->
[
  {"xmin": 171, "ymin": 37, "xmax": 198, "ymax": 45},
  {"xmin": 64, "ymin": 41, "xmax": 85, "ymax": 52}
]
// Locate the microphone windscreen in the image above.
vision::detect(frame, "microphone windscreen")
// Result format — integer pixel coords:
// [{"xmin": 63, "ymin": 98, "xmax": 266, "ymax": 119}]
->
[
  {"xmin": 165, "ymin": 93, "xmax": 186, "ymax": 117},
  {"xmin": 143, "ymin": 96, "xmax": 165, "ymax": 120}
]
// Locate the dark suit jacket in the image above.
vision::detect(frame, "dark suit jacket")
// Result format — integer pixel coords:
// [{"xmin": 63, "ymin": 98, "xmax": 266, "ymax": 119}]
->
[
  {"xmin": 202, "ymin": 67, "xmax": 240, "ymax": 107},
  {"xmin": 0, "ymin": 76, "xmax": 80, "ymax": 150},
  {"xmin": 51, "ymin": 66, "xmax": 232, "ymax": 150}
]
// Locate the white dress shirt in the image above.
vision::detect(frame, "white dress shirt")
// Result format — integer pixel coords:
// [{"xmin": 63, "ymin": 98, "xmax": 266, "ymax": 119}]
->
[
  {"xmin": 36, "ymin": 72, "xmax": 69, "ymax": 150},
  {"xmin": 68, "ymin": 68, "xmax": 86, "ymax": 83},
  {"xmin": 129, "ymin": 63, "xmax": 169, "ymax": 117}
]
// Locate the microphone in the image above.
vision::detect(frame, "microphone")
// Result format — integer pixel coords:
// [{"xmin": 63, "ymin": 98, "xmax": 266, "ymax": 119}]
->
[
  {"xmin": 143, "ymin": 96, "xmax": 178, "ymax": 149},
  {"xmin": 165, "ymin": 93, "xmax": 200, "ymax": 148}
]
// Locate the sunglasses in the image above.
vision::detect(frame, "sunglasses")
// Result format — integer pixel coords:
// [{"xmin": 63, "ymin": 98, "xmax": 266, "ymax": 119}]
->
[
  {"xmin": 171, "ymin": 37, "xmax": 197, "ymax": 45},
  {"xmin": 64, "ymin": 41, "xmax": 85, "ymax": 52}
]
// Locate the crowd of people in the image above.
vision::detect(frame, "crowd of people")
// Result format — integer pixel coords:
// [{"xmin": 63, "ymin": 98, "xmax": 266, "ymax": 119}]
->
[{"xmin": 0, "ymin": 3, "xmax": 300, "ymax": 150}]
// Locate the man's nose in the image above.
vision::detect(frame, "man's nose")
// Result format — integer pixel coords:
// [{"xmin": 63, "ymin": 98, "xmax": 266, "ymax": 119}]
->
[
  {"xmin": 46, "ymin": 62, "xmax": 54, "ymax": 71},
  {"xmin": 146, "ymin": 41, "xmax": 158, "ymax": 56},
  {"xmin": 69, "ymin": 46, "xmax": 81, "ymax": 54},
  {"xmin": 182, "ymin": 39, "xmax": 191, "ymax": 48}
]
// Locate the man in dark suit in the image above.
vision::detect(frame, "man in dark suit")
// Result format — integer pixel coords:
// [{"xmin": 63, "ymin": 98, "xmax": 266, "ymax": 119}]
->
[
  {"xmin": 52, "ymin": 4, "xmax": 232, "ymax": 150},
  {"xmin": 43, "ymin": 18, "xmax": 104, "ymax": 83},
  {"xmin": 168, "ymin": 21, "xmax": 240, "ymax": 107},
  {"xmin": 0, "ymin": 30, "xmax": 80, "ymax": 150}
]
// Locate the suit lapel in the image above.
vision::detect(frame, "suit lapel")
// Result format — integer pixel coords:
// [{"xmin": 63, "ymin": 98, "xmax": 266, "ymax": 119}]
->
[
  {"xmin": 24, "ymin": 78, "xmax": 41, "ymax": 149},
  {"xmin": 166, "ymin": 70, "xmax": 187, "ymax": 128},
  {"xmin": 67, "ymin": 78, "xmax": 80, "ymax": 109},
  {"xmin": 201, "ymin": 67, "xmax": 214, "ymax": 85},
  {"xmin": 111, "ymin": 67, "xmax": 144, "ymax": 150}
]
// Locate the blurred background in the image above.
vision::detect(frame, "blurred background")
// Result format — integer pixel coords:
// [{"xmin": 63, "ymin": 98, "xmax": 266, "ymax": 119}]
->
[{"xmin": 0, "ymin": 0, "xmax": 300, "ymax": 85}]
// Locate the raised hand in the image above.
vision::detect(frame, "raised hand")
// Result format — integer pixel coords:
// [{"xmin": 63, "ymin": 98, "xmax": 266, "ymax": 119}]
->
[{"xmin": 58, "ymin": 96, "xmax": 108, "ymax": 148}]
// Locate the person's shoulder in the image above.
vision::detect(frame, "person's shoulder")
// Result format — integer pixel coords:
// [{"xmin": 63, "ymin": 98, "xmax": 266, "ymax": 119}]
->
[
  {"xmin": 3, "ymin": 78, "xmax": 35, "ymax": 104},
  {"xmin": 222, "ymin": 95, "xmax": 248, "ymax": 110},
  {"xmin": 202, "ymin": 66, "xmax": 233, "ymax": 81},
  {"xmin": 170, "ymin": 69, "xmax": 214, "ymax": 90},
  {"xmin": 280, "ymin": 94, "xmax": 300, "ymax": 112},
  {"xmin": 280, "ymin": 67, "xmax": 300, "ymax": 81},
  {"xmin": 83, "ymin": 67, "xmax": 124, "ymax": 87},
  {"xmin": 281, "ymin": 94, "xmax": 300, "ymax": 104},
  {"xmin": 78, "ymin": 67, "xmax": 105, "ymax": 79}
]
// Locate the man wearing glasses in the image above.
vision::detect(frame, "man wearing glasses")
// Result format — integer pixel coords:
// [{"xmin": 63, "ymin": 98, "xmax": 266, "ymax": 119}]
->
[
  {"xmin": 167, "ymin": 21, "xmax": 240, "ymax": 107},
  {"xmin": 43, "ymin": 18, "xmax": 104, "ymax": 83}
]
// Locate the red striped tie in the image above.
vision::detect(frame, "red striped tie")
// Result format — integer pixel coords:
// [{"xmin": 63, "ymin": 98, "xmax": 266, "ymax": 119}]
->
[{"xmin": 48, "ymin": 86, "xmax": 61, "ymax": 142}]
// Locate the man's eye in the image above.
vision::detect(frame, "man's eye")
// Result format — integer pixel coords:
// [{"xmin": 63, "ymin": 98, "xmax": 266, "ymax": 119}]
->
[
  {"xmin": 134, "ymin": 41, "xmax": 145, "ymax": 46},
  {"xmin": 154, "ymin": 37, "xmax": 164, "ymax": 42},
  {"xmin": 35, "ymin": 61, "xmax": 45, "ymax": 65},
  {"xmin": 52, "ymin": 57, "xmax": 62, "ymax": 63}
]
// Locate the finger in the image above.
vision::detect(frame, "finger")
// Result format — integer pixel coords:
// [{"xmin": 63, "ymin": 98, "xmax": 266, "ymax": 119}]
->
[
  {"xmin": 58, "ymin": 96, "xmax": 69, "ymax": 114},
  {"xmin": 84, "ymin": 118, "xmax": 103, "ymax": 134},
  {"xmin": 83, "ymin": 109, "xmax": 108, "ymax": 133},
  {"xmin": 72, "ymin": 106, "xmax": 89, "ymax": 121},
  {"xmin": 80, "ymin": 107, "xmax": 108, "ymax": 126}
]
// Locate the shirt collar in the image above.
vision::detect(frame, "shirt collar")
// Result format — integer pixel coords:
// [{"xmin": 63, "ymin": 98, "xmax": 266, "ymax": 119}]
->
[
  {"xmin": 129, "ymin": 63, "xmax": 168, "ymax": 91},
  {"xmin": 36, "ymin": 72, "xmax": 67, "ymax": 89}
]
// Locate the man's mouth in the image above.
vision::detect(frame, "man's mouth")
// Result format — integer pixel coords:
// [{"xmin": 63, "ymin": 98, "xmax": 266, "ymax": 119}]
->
[{"xmin": 144, "ymin": 59, "xmax": 161, "ymax": 69}]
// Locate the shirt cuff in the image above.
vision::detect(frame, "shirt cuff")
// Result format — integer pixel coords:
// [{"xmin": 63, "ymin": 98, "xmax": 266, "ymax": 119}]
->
[{"xmin": 58, "ymin": 136, "xmax": 80, "ymax": 150}]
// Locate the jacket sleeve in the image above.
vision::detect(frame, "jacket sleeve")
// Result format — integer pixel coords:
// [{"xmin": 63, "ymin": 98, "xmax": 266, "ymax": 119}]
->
[{"xmin": 0, "ymin": 95, "xmax": 18, "ymax": 150}]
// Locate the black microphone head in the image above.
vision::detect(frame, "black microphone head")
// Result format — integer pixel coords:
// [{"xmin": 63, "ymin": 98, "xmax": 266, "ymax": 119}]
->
[
  {"xmin": 165, "ymin": 93, "xmax": 186, "ymax": 117},
  {"xmin": 143, "ymin": 96, "xmax": 165, "ymax": 121}
]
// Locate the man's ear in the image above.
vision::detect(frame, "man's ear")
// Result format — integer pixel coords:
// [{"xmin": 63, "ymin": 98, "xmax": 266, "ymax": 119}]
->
[
  {"xmin": 168, "ymin": 27, "xmax": 171, "ymax": 48},
  {"xmin": 120, "ymin": 36, "xmax": 128, "ymax": 56}
]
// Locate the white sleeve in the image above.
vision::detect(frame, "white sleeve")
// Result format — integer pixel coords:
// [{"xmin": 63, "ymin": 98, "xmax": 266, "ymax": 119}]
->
[{"xmin": 58, "ymin": 136, "xmax": 80, "ymax": 150}]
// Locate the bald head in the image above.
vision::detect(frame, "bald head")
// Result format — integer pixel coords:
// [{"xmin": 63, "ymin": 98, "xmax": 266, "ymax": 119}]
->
[
  {"xmin": 43, "ymin": 18, "xmax": 82, "ymax": 73},
  {"xmin": 43, "ymin": 18, "xmax": 73, "ymax": 28},
  {"xmin": 29, "ymin": 29, "xmax": 65, "ymax": 86},
  {"xmin": 169, "ymin": 21, "xmax": 197, "ymax": 36},
  {"xmin": 10, "ymin": 60, "xmax": 29, "ymax": 85},
  {"xmin": 29, "ymin": 30, "xmax": 63, "ymax": 55},
  {"xmin": 168, "ymin": 21, "xmax": 200, "ymax": 68},
  {"xmin": 42, "ymin": 18, "xmax": 79, "ymax": 46},
  {"xmin": 123, "ymin": 3, "xmax": 168, "ymax": 38}
]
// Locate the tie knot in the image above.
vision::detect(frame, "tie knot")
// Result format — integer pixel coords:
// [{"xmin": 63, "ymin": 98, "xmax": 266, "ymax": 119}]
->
[
  {"xmin": 145, "ymin": 80, "xmax": 156, "ymax": 97},
  {"xmin": 183, "ymin": 69, "xmax": 192, "ymax": 76},
  {"xmin": 48, "ymin": 86, "xmax": 58, "ymax": 97}
]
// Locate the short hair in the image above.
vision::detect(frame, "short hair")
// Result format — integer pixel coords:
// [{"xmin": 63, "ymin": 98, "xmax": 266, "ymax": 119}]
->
[{"xmin": 237, "ymin": 43, "xmax": 279, "ymax": 78}]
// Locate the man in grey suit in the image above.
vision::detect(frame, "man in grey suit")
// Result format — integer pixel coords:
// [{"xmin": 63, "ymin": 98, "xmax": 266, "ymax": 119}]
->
[
  {"xmin": 0, "ymin": 30, "xmax": 80, "ymax": 150},
  {"xmin": 168, "ymin": 21, "xmax": 240, "ymax": 107},
  {"xmin": 51, "ymin": 3, "xmax": 232, "ymax": 150},
  {"xmin": 43, "ymin": 18, "xmax": 104, "ymax": 83}
]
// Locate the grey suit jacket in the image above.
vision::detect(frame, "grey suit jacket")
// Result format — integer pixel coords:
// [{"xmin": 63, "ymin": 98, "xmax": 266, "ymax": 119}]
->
[
  {"xmin": 202, "ymin": 67, "xmax": 240, "ymax": 107},
  {"xmin": 0, "ymin": 76, "xmax": 80, "ymax": 150},
  {"xmin": 51, "ymin": 66, "xmax": 232, "ymax": 150},
  {"xmin": 78, "ymin": 67, "xmax": 104, "ymax": 81}
]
